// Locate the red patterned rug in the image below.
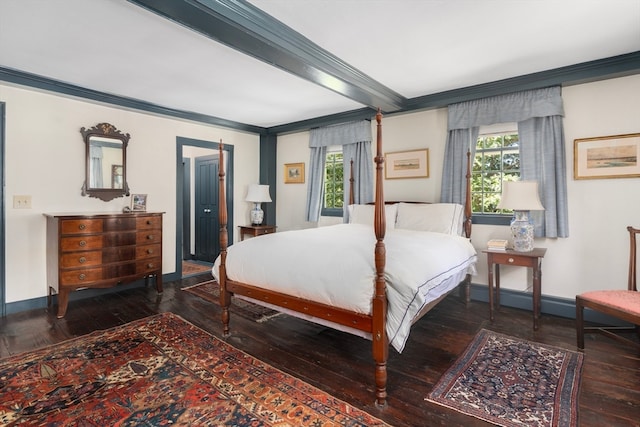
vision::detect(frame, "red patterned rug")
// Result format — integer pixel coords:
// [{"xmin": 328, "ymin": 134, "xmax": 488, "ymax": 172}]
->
[
  {"xmin": 0, "ymin": 312, "xmax": 389, "ymax": 426},
  {"xmin": 427, "ymin": 329, "xmax": 583, "ymax": 427},
  {"xmin": 183, "ymin": 280, "xmax": 282, "ymax": 323}
]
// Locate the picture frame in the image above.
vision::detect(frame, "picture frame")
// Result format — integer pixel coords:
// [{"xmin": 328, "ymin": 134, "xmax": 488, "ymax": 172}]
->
[
  {"xmin": 384, "ymin": 149, "xmax": 429, "ymax": 179},
  {"xmin": 574, "ymin": 133, "xmax": 640, "ymax": 180},
  {"xmin": 131, "ymin": 194, "xmax": 147, "ymax": 212},
  {"xmin": 284, "ymin": 162, "xmax": 305, "ymax": 184}
]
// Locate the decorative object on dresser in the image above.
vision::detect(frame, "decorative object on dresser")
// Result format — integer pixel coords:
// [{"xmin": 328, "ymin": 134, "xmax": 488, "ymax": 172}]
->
[
  {"xmin": 80, "ymin": 123, "xmax": 130, "ymax": 202},
  {"xmin": 131, "ymin": 194, "xmax": 147, "ymax": 212},
  {"xmin": 44, "ymin": 212, "xmax": 164, "ymax": 318},
  {"xmin": 245, "ymin": 184, "xmax": 271, "ymax": 225},
  {"xmin": 497, "ymin": 180, "xmax": 545, "ymax": 252}
]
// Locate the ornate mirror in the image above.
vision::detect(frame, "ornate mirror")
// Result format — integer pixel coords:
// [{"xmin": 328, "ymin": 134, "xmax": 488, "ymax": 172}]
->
[{"xmin": 80, "ymin": 123, "xmax": 130, "ymax": 201}]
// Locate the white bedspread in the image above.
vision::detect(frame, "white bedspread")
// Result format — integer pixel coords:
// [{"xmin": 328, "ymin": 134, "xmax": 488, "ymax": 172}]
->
[{"xmin": 212, "ymin": 223, "xmax": 476, "ymax": 352}]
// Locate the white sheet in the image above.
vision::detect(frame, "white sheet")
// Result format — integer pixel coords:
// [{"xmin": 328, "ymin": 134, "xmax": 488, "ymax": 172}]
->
[{"xmin": 213, "ymin": 223, "xmax": 477, "ymax": 352}]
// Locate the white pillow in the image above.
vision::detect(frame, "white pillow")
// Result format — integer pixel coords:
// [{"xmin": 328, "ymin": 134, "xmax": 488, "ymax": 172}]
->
[
  {"xmin": 348, "ymin": 203, "xmax": 397, "ymax": 230},
  {"xmin": 395, "ymin": 202, "xmax": 465, "ymax": 235}
]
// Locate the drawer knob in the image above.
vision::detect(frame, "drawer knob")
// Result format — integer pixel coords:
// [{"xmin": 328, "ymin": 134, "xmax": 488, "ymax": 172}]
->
[
  {"xmin": 147, "ymin": 249, "xmax": 154, "ymax": 254},
  {"xmin": 78, "ymin": 273, "xmax": 86, "ymax": 280},
  {"xmin": 79, "ymin": 240, "xmax": 87, "ymax": 247},
  {"xmin": 147, "ymin": 235, "xmax": 154, "ymax": 240},
  {"xmin": 508, "ymin": 257, "xmax": 515, "ymax": 263},
  {"xmin": 78, "ymin": 224, "xmax": 86, "ymax": 230},
  {"xmin": 147, "ymin": 263, "xmax": 154, "ymax": 269},
  {"xmin": 79, "ymin": 257, "xmax": 86, "ymax": 264},
  {"xmin": 147, "ymin": 220, "xmax": 152, "ymax": 225}
]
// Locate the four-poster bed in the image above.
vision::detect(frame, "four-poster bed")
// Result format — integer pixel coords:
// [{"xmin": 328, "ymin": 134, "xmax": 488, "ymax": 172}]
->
[{"xmin": 214, "ymin": 111, "xmax": 476, "ymax": 407}]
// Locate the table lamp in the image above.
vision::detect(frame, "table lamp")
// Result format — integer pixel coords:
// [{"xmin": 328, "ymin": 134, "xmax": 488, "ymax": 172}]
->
[
  {"xmin": 497, "ymin": 181, "xmax": 545, "ymax": 252},
  {"xmin": 246, "ymin": 184, "xmax": 272, "ymax": 225}
]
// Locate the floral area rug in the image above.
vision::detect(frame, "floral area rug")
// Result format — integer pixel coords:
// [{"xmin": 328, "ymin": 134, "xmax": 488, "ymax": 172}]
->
[
  {"xmin": 182, "ymin": 280, "xmax": 282, "ymax": 323},
  {"xmin": 0, "ymin": 312, "xmax": 390, "ymax": 426},
  {"xmin": 427, "ymin": 329, "xmax": 583, "ymax": 427}
]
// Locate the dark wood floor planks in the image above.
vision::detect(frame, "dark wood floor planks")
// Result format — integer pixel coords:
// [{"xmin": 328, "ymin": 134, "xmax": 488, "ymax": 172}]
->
[{"xmin": 1, "ymin": 273, "xmax": 638, "ymax": 427}]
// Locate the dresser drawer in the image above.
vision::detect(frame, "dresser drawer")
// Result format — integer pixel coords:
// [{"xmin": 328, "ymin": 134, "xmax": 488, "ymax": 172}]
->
[
  {"xmin": 60, "ymin": 251, "xmax": 102, "ymax": 268},
  {"xmin": 60, "ymin": 235, "xmax": 103, "ymax": 251},
  {"xmin": 490, "ymin": 252, "xmax": 538, "ymax": 268},
  {"xmin": 60, "ymin": 267, "xmax": 103, "ymax": 285},
  {"xmin": 61, "ymin": 219, "xmax": 103, "ymax": 235},
  {"xmin": 102, "ymin": 247, "xmax": 136, "ymax": 263},
  {"xmin": 137, "ymin": 216, "xmax": 162, "ymax": 230},
  {"xmin": 137, "ymin": 258, "xmax": 161, "ymax": 274},
  {"xmin": 103, "ymin": 232, "xmax": 137, "ymax": 247},
  {"xmin": 104, "ymin": 217, "xmax": 136, "ymax": 231},
  {"xmin": 137, "ymin": 231, "xmax": 160, "ymax": 245},
  {"xmin": 136, "ymin": 244, "xmax": 161, "ymax": 259}
]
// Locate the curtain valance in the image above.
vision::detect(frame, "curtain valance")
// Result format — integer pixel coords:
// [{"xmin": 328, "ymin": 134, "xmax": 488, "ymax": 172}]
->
[
  {"xmin": 309, "ymin": 120, "xmax": 371, "ymax": 147},
  {"xmin": 448, "ymin": 86, "xmax": 564, "ymax": 130}
]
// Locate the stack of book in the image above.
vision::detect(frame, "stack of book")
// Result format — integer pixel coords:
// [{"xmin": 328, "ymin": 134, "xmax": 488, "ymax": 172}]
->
[{"xmin": 487, "ymin": 239, "xmax": 509, "ymax": 251}]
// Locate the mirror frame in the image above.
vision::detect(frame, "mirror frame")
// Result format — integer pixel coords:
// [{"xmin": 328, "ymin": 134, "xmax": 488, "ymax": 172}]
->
[{"xmin": 80, "ymin": 122, "xmax": 130, "ymax": 201}]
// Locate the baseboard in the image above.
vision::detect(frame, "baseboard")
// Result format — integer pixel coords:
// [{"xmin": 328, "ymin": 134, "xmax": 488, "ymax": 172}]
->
[
  {"xmin": 469, "ymin": 283, "xmax": 632, "ymax": 327},
  {"xmin": 3, "ymin": 274, "xmax": 175, "ymax": 316}
]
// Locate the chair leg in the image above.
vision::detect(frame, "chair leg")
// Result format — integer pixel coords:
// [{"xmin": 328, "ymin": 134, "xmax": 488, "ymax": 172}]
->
[{"xmin": 576, "ymin": 299, "xmax": 585, "ymax": 350}]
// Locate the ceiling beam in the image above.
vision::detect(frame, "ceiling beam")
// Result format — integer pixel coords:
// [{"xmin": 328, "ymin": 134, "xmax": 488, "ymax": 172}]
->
[{"xmin": 127, "ymin": 0, "xmax": 407, "ymax": 112}]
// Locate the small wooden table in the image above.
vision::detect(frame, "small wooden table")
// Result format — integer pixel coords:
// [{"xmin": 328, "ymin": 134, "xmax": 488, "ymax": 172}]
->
[
  {"xmin": 483, "ymin": 247, "xmax": 547, "ymax": 330},
  {"xmin": 238, "ymin": 224, "xmax": 276, "ymax": 241}
]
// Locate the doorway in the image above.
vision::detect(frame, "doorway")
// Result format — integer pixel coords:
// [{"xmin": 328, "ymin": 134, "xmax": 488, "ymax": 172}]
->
[{"xmin": 176, "ymin": 137, "xmax": 233, "ymax": 279}]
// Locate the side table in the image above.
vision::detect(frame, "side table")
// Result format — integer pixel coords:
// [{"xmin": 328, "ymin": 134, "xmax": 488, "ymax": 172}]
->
[
  {"xmin": 482, "ymin": 248, "xmax": 547, "ymax": 330},
  {"xmin": 238, "ymin": 225, "xmax": 276, "ymax": 241}
]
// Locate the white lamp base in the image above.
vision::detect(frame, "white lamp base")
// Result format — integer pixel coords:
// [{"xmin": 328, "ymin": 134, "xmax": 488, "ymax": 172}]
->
[
  {"xmin": 510, "ymin": 210, "xmax": 534, "ymax": 252},
  {"xmin": 250, "ymin": 203, "xmax": 264, "ymax": 225}
]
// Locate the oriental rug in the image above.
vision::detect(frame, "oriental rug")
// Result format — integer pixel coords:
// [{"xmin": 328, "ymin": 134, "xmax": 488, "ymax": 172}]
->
[
  {"xmin": 426, "ymin": 329, "xmax": 583, "ymax": 427},
  {"xmin": 0, "ymin": 312, "xmax": 389, "ymax": 426},
  {"xmin": 183, "ymin": 280, "xmax": 282, "ymax": 323},
  {"xmin": 182, "ymin": 260, "xmax": 213, "ymax": 277}
]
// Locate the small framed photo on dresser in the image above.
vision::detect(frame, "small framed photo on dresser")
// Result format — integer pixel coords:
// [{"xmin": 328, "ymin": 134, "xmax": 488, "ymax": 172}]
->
[{"xmin": 131, "ymin": 194, "xmax": 147, "ymax": 212}]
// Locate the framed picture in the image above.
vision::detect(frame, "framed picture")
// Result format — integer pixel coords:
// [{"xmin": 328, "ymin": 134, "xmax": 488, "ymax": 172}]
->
[
  {"xmin": 131, "ymin": 194, "xmax": 147, "ymax": 211},
  {"xmin": 284, "ymin": 162, "xmax": 305, "ymax": 184},
  {"xmin": 384, "ymin": 149, "xmax": 429, "ymax": 179},
  {"xmin": 574, "ymin": 133, "xmax": 640, "ymax": 180}
]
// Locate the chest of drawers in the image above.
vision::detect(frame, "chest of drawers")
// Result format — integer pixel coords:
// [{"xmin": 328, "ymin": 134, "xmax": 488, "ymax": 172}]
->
[{"xmin": 44, "ymin": 212, "xmax": 164, "ymax": 318}]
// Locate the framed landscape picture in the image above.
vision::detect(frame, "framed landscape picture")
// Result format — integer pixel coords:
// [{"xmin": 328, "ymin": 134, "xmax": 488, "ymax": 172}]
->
[
  {"xmin": 384, "ymin": 149, "xmax": 429, "ymax": 179},
  {"xmin": 574, "ymin": 133, "xmax": 640, "ymax": 179}
]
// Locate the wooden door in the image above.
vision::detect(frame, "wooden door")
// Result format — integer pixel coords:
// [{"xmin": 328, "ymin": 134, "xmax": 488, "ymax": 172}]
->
[{"xmin": 194, "ymin": 155, "xmax": 219, "ymax": 262}]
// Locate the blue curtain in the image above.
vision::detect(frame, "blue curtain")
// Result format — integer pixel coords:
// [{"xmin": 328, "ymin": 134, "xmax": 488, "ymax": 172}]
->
[
  {"xmin": 442, "ymin": 86, "xmax": 568, "ymax": 238},
  {"xmin": 305, "ymin": 120, "xmax": 373, "ymax": 222}
]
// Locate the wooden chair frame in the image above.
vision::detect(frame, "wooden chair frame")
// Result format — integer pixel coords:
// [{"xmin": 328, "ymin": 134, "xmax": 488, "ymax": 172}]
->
[{"xmin": 576, "ymin": 226, "xmax": 640, "ymax": 349}]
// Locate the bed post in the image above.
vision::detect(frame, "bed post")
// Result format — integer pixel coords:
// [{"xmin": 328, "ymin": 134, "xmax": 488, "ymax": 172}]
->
[
  {"xmin": 349, "ymin": 159, "xmax": 354, "ymax": 205},
  {"xmin": 461, "ymin": 148, "xmax": 472, "ymax": 304},
  {"xmin": 372, "ymin": 109, "xmax": 388, "ymax": 408},
  {"xmin": 218, "ymin": 142, "xmax": 231, "ymax": 336}
]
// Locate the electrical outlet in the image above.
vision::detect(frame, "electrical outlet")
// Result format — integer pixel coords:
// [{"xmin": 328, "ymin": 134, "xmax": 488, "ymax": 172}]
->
[{"xmin": 13, "ymin": 195, "xmax": 32, "ymax": 209}]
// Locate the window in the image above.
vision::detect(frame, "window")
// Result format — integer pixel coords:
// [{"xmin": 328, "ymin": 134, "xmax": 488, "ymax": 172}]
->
[
  {"xmin": 322, "ymin": 150, "xmax": 344, "ymax": 216},
  {"xmin": 472, "ymin": 128, "xmax": 519, "ymax": 224}
]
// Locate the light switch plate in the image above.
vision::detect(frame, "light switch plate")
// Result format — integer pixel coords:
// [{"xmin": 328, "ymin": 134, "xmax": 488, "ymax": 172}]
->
[{"xmin": 13, "ymin": 195, "xmax": 32, "ymax": 209}]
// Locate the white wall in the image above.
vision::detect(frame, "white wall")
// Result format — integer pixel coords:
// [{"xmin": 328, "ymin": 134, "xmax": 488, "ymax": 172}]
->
[
  {"xmin": 275, "ymin": 74, "xmax": 640, "ymax": 300},
  {"xmin": 1, "ymin": 83, "xmax": 260, "ymax": 304}
]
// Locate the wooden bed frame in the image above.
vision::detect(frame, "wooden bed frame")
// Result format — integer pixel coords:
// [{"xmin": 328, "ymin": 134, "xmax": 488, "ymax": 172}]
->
[{"xmin": 216, "ymin": 110, "xmax": 472, "ymax": 407}]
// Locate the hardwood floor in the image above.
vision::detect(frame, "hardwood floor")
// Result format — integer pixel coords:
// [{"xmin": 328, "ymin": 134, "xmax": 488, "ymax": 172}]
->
[{"xmin": 1, "ymin": 273, "xmax": 638, "ymax": 426}]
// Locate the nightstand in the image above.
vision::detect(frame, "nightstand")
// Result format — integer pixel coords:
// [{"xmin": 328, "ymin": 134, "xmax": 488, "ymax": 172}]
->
[
  {"xmin": 238, "ymin": 225, "xmax": 276, "ymax": 241},
  {"xmin": 482, "ymin": 248, "xmax": 547, "ymax": 330}
]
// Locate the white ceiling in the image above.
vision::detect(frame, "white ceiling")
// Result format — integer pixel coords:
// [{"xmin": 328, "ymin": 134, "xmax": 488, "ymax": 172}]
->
[{"xmin": 1, "ymin": 0, "xmax": 639, "ymax": 128}]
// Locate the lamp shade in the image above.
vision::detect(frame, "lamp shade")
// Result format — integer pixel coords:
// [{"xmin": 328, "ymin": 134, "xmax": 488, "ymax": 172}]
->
[
  {"xmin": 497, "ymin": 181, "xmax": 544, "ymax": 211},
  {"xmin": 245, "ymin": 184, "xmax": 272, "ymax": 203}
]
